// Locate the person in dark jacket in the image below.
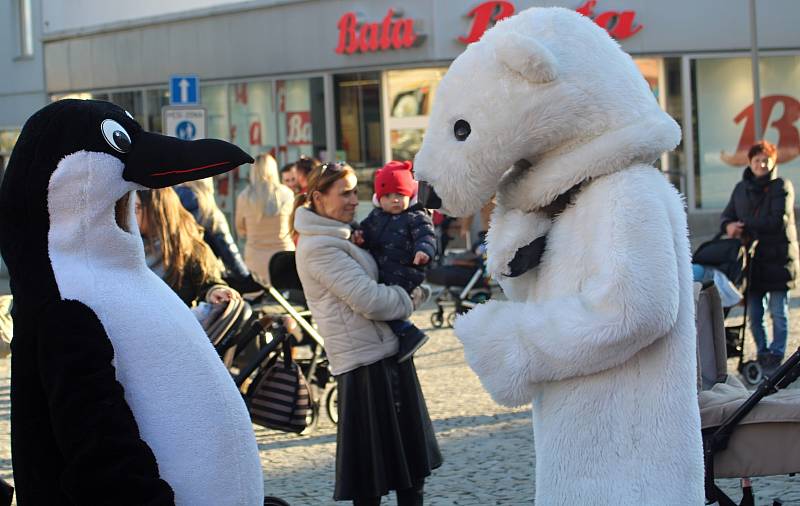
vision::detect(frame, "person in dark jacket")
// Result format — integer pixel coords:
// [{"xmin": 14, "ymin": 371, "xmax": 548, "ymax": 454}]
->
[
  {"xmin": 175, "ymin": 179, "xmax": 261, "ymax": 293},
  {"xmin": 134, "ymin": 188, "xmax": 234, "ymax": 307},
  {"xmin": 720, "ymin": 140, "xmax": 799, "ymax": 372},
  {"xmin": 359, "ymin": 161, "xmax": 436, "ymax": 362}
]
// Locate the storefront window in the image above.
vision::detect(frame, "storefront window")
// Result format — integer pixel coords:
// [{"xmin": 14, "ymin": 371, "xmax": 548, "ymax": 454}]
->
[
  {"xmin": 385, "ymin": 68, "xmax": 447, "ymax": 162},
  {"xmin": 201, "ymin": 84, "xmax": 229, "ymax": 141},
  {"xmin": 336, "ymin": 72, "xmax": 382, "ymax": 169},
  {"xmin": 694, "ymin": 55, "xmax": 800, "ymax": 209},
  {"xmin": 110, "ymin": 91, "xmax": 144, "ymax": 123},
  {"xmin": 145, "ymin": 88, "xmax": 169, "ymax": 133},
  {"xmin": 276, "ymin": 77, "xmax": 327, "ymax": 167}
]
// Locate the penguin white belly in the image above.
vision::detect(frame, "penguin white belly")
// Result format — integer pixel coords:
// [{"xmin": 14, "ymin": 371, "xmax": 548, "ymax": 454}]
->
[{"xmin": 46, "ymin": 152, "xmax": 264, "ymax": 505}]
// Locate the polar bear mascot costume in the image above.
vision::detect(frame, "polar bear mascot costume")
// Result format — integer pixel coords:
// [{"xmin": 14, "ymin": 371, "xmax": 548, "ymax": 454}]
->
[{"xmin": 414, "ymin": 7, "xmax": 704, "ymax": 505}]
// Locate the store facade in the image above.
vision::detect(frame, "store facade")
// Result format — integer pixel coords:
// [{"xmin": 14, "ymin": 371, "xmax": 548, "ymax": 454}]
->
[{"xmin": 30, "ymin": 0, "xmax": 800, "ymax": 235}]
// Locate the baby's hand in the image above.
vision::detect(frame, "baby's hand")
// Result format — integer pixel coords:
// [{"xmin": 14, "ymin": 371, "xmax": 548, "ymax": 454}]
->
[
  {"xmin": 351, "ymin": 229, "xmax": 365, "ymax": 246},
  {"xmin": 413, "ymin": 251, "xmax": 430, "ymax": 265}
]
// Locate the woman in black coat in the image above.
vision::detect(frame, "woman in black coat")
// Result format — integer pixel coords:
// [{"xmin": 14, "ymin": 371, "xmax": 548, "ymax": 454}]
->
[{"xmin": 720, "ymin": 140, "xmax": 799, "ymax": 371}]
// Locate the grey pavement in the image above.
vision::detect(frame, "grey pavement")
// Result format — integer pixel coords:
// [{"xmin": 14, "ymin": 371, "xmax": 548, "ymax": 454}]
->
[{"xmin": 1, "ymin": 299, "xmax": 799, "ymax": 504}]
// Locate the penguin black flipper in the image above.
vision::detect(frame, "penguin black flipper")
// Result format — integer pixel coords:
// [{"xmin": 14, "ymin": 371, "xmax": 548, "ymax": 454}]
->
[{"xmin": 34, "ymin": 299, "xmax": 175, "ymax": 505}]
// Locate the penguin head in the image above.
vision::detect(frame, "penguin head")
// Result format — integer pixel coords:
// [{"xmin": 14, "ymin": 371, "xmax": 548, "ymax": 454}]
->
[{"xmin": 0, "ymin": 99, "xmax": 253, "ymax": 308}]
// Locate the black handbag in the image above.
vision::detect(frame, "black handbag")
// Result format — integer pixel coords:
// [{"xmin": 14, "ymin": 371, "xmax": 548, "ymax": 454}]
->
[
  {"xmin": 692, "ymin": 233, "xmax": 745, "ymax": 284},
  {"xmin": 245, "ymin": 338, "xmax": 313, "ymax": 433}
]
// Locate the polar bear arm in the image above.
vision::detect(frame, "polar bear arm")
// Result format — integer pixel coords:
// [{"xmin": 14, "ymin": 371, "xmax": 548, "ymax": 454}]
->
[
  {"xmin": 456, "ymin": 190, "xmax": 681, "ymax": 402},
  {"xmin": 37, "ymin": 299, "xmax": 176, "ymax": 504}
]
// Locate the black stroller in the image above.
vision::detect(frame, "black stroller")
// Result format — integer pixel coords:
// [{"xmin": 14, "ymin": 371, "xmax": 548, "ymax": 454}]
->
[
  {"xmin": 694, "ymin": 235, "xmax": 764, "ymax": 385},
  {"xmin": 214, "ymin": 252, "xmax": 337, "ymax": 431},
  {"xmin": 426, "ymin": 246, "xmax": 493, "ymax": 328}
]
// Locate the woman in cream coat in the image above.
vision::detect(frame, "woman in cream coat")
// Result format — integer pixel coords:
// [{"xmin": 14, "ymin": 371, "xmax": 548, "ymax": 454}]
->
[
  {"xmin": 292, "ymin": 162, "xmax": 441, "ymax": 505},
  {"xmin": 235, "ymin": 153, "xmax": 295, "ymax": 283}
]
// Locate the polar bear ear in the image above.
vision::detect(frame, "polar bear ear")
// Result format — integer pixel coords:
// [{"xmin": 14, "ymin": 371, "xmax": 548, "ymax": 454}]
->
[{"xmin": 494, "ymin": 32, "xmax": 558, "ymax": 84}]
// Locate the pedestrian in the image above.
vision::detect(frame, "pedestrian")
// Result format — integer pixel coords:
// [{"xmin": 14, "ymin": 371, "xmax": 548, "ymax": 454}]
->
[
  {"xmin": 292, "ymin": 162, "xmax": 442, "ymax": 505},
  {"xmin": 132, "ymin": 188, "xmax": 234, "ymax": 306},
  {"xmin": 175, "ymin": 178, "xmax": 256, "ymax": 293},
  {"xmin": 358, "ymin": 160, "xmax": 436, "ymax": 362},
  {"xmin": 235, "ymin": 153, "xmax": 296, "ymax": 283},
  {"xmin": 280, "ymin": 162, "xmax": 299, "ymax": 193},
  {"xmin": 294, "ymin": 155, "xmax": 319, "ymax": 194},
  {"xmin": 721, "ymin": 139, "xmax": 799, "ymax": 373}
]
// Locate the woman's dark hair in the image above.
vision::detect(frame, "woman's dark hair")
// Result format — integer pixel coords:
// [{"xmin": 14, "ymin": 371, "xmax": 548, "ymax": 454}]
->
[
  {"xmin": 294, "ymin": 156, "xmax": 321, "ymax": 177},
  {"xmin": 748, "ymin": 140, "xmax": 778, "ymax": 161},
  {"xmin": 289, "ymin": 162, "xmax": 356, "ymax": 236}
]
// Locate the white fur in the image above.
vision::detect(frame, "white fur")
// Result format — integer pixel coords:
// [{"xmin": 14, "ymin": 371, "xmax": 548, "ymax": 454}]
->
[
  {"xmin": 415, "ymin": 7, "xmax": 703, "ymax": 505},
  {"xmin": 47, "ymin": 151, "xmax": 264, "ymax": 505}
]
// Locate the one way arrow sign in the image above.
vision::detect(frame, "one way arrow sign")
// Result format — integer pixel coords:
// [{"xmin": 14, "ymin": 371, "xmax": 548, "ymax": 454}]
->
[{"xmin": 170, "ymin": 75, "xmax": 199, "ymax": 105}]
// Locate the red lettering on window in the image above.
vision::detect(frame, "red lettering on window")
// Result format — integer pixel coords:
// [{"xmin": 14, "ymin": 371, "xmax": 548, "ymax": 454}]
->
[
  {"xmin": 249, "ymin": 121, "xmax": 262, "ymax": 146},
  {"xmin": 721, "ymin": 95, "xmax": 800, "ymax": 166}
]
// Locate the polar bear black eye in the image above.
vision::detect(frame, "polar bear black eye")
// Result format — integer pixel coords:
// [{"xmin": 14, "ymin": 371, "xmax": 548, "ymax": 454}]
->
[
  {"xmin": 101, "ymin": 119, "xmax": 132, "ymax": 154},
  {"xmin": 454, "ymin": 119, "xmax": 471, "ymax": 141}
]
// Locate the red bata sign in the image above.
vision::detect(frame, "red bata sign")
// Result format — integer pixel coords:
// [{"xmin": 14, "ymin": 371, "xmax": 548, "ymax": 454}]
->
[
  {"xmin": 460, "ymin": 0, "xmax": 643, "ymax": 44},
  {"xmin": 335, "ymin": 8, "xmax": 424, "ymax": 54},
  {"xmin": 335, "ymin": 1, "xmax": 642, "ymax": 54}
]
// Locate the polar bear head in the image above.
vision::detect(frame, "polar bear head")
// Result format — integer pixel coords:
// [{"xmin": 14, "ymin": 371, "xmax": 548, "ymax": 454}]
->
[{"xmin": 414, "ymin": 7, "xmax": 680, "ymax": 216}]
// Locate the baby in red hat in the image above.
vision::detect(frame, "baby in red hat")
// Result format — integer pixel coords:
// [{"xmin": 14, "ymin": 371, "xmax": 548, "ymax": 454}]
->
[{"xmin": 359, "ymin": 161, "xmax": 437, "ymax": 361}]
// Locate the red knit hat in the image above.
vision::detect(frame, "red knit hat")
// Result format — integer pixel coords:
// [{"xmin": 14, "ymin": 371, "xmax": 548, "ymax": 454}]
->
[{"xmin": 374, "ymin": 161, "xmax": 418, "ymax": 200}]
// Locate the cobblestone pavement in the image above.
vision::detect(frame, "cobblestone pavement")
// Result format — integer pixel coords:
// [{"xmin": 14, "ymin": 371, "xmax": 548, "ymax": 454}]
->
[{"xmin": 1, "ymin": 305, "xmax": 799, "ymax": 505}]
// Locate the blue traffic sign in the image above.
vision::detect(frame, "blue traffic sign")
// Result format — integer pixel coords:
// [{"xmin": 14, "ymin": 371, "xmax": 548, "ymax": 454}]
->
[
  {"xmin": 170, "ymin": 75, "xmax": 199, "ymax": 105},
  {"xmin": 175, "ymin": 120, "xmax": 197, "ymax": 140}
]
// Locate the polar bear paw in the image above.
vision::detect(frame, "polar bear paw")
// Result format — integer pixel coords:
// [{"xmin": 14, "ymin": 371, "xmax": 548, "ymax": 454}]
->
[{"xmin": 454, "ymin": 300, "xmax": 537, "ymax": 407}]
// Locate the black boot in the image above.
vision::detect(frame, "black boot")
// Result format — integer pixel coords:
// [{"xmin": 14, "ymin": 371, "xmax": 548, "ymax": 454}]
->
[{"xmin": 397, "ymin": 324, "xmax": 429, "ymax": 363}]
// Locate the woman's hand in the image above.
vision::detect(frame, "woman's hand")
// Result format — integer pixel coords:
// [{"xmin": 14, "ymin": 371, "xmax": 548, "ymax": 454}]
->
[
  {"xmin": 726, "ymin": 221, "xmax": 745, "ymax": 238},
  {"xmin": 208, "ymin": 287, "xmax": 234, "ymax": 304},
  {"xmin": 351, "ymin": 229, "xmax": 365, "ymax": 246}
]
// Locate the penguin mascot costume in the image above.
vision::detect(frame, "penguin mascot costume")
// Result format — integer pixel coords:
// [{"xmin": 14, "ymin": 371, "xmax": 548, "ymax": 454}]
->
[{"xmin": 0, "ymin": 100, "xmax": 264, "ymax": 505}]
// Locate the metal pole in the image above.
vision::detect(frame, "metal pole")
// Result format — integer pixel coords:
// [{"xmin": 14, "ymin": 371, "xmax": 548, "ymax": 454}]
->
[{"xmin": 749, "ymin": 0, "xmax": 762, "ymax": 140}]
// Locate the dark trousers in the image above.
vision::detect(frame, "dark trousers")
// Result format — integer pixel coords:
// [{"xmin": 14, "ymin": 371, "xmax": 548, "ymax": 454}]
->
[{"xmin": 352, "ymin": 478, "xmax": 424, "ymax": 506}]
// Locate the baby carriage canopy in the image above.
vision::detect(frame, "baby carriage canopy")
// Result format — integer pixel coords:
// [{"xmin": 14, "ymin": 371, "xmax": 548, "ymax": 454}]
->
[{"xmin": 695, "ymin": 284, "xmax": 800, "ymax": 505}]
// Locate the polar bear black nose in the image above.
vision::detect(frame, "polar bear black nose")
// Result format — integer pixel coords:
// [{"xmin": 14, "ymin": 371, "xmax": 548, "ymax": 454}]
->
[
  {"xmin": 454, "ymin": 120, "xmax": 471, "ymax": 141},
  {"xmin": 418, "ymin": 181, "xmax": 442, "ymax": 209}
]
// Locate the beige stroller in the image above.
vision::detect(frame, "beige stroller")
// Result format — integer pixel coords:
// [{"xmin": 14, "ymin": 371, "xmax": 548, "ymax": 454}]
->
[{"xmin": 695, "ymin": 284, "xmax": 800, "ymax": 505}]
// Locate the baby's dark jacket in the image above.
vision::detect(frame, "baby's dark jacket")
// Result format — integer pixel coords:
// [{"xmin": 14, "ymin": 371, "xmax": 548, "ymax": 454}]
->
[{"xmin": 360, "ymin": 205, "xmax": 436, "ymax": 293}]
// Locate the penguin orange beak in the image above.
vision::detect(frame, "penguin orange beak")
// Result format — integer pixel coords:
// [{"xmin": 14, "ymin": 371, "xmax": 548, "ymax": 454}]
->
[{"xmin": 122, "ymin": 131, "xmax": 253, "ymax": 188}]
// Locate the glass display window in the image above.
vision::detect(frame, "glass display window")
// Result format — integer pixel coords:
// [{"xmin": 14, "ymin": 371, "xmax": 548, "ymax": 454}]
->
[
  {"xmin": 276, "ymin": 77, "xmax": 327, "ymax": 167},
  {"xmin": 694, "ymin": 55, "xmax": 800, "ymax": 209}
]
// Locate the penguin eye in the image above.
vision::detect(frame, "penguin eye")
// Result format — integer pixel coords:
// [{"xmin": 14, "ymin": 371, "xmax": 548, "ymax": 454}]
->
[
  {"xmin": 454, "ymin": 119, "xmax": 471, "ymax": 141},
  {"xmin": 101, "ymin": 119, "xmax": 132, "ymax": 154}
]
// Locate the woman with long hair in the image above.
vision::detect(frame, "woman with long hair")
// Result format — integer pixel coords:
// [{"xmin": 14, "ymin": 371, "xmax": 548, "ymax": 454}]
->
[
  {"xmin": 134, "ymin": 187, "xmax": 233, "ymax": 306},
  {"xmin": 292, "ymin": 163, "xmax": 441, "ymax": 505},
  {"xmin": 236, "ymin": 153, "xmax": 295, "ymax": 283}
]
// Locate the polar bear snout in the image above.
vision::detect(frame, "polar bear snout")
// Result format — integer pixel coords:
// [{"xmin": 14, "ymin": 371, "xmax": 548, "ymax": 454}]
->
[{"xmin": 417, "ymin": 181, "xmax": 442, "ymax": 210}]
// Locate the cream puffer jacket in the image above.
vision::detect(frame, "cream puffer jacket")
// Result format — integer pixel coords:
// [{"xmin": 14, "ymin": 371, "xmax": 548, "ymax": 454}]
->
[{"xmin": 294, "ymin": 206, "xmax": 413, "ymax": 375}]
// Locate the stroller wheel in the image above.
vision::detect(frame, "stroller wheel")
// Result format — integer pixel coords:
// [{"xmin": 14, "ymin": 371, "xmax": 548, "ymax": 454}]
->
[
  {"xmin": 264, "ymin": 497, "xmax": 290, "ymax": 506},
  {"xmin": 430, "ymin": 312, "xmax": 444, "ymax": 328},
  {"xmin": 446, "ymin": 311, "xmax": 457, "ymax": 328},
  {"xmin": 325, "ymin": 384, "xmax": 339, "ymax": 425},
  {"xmin": 299, "ymin": 400, "xmax": 320, "ymax": 436},
  {"xmin": 740, "ymin": 360, "xmax": 764, "ymax": 386}
]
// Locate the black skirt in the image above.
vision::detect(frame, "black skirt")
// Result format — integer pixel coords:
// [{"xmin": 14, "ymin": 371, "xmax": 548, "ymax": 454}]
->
[{"xmin": 334, "ymin": 357, "xmax": 442, "ymax": 501}]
